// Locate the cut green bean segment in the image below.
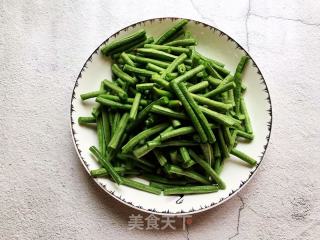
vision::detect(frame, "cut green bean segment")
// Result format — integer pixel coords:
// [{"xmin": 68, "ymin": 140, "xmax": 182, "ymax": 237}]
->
[
  {"xmin": 164, "ymin": 185, "xmax": 219, "ymax": 195},
  {"xmin": 160, "ymin": 126, "xmax": 195, "ymax": 141},
  {"xmin": 146, "ymin": 63, "xmax": 165, "ymax": 73},
  {"xmin": 79, "ymin": 20, "xmax": 257, "ymax": 195},
  {"xmin": 136, "ymin": 83, "xmax": 155, "ymax": 91},
  {"xmin": 108, "ymin": 113, "xmax": 129, "ymax": 150},
  {"xmin": 123, "ymin": 64, "xmax": 156, "ymax": 77},
  {"xmin": 144, "ymin": 44, "xmax": 190, "ymax": 54},
  {"xmin": 179, "ymin": 83, "xmax": 216, "ymax": 143},
  {"xmin": 81, "ymin": 90, "xmax": 106, "ymax": 100},
  {"xmin": 127, "ymin": 54, "xmax": 170, "ymax": 68},
  {"xmin": 191, "ymin": 94, "xmax": 232, "ymax": 112},
  {"xmin": 122, "ymin": 123, "xmax": 169, "ymax": 153},
  {"xmin": 78, "ymin": 116, "xmax": 96, "ymax": 124},
  {"xmin": 164, "ymin": 38, "xmax": 197, "ymax": 47},
  {"xmin": 150, "ymin": 105, "xmax": 188, "ymax": 120},
  {"xmin": 204, "ymin": 82, "xmax": 236, "ymax": 98},
  {"xmin": 165, "ymin": 164, "xmax": 211, "ymax": 185},
  {"xmin": 112, "ymin": 64, "xmax": 136, "ymax": 85},
  {"xmin": 122, "ymin": 177, "xmax": 161, "ymax": 195},
  {"xmin": 230, "ymin": 148, "xmax": 257, "ymax": 166},
  {"xmin": 129, "ymin": 92, "xmax": 141, "ymax": 121},
  {"xmin": 156, "ymin": 19, "xmax": 189, "ymax": 44},
  {"xmin": 161, "ymin": 53, "xmax": 188, "ymax": 79},
  {"xmin": 96, "ymin": 97, "xmax": 132, "ymax": 110},
  {"xmin": 187, "ymin": 81, "xmax": 209, "ymax": 93},
  {"xmin": 101, "ymin": 29, "xmax": 146, "ymax": 56},
  {"xmin": 240, "ymin": 96, "xmax": 253, "ymax": 134},
  {"xmin": 89, "ymin": 146, "xmax": 123, "ymax": 184},
  {"xmin": 136, "ymin": 48, "xmax": 177, "ymax": 61},
  {"xmin": 120, "ymin": 52, "xmax": 136, "ymax": 67},
  {"xmin": 171, "ymin": 82, "xmax": 207, "ymax": 142},
  {"xmin": 189, "ymin": 149, "xmax": 225, "ymax": 189}
]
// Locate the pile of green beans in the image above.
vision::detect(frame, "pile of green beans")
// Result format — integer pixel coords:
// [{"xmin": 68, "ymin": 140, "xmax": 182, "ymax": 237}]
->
[{"xmin": 78, "ymin": 19, "xmax": 256, "ymax": 195}]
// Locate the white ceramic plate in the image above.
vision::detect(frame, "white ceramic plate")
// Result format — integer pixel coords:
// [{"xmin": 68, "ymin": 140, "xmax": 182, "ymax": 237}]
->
[{"xmin": 70, "ymin": 18, "xmax": 272, "ymax": 215}]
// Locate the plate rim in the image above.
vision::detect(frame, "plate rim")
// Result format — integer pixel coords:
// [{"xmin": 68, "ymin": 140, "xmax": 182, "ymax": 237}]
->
[{"xmin": 70, "ymin": 17, "xmax": 273, "ymax": 215}]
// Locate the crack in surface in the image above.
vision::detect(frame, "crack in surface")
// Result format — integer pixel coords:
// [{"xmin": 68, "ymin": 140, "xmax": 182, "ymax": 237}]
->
[
  {"xmin": 185, "ymin": 223, "xmax": 190, "ymax": 240},
  {"xmin": 251, "ymin": 13, "xmax": 320, "ymax": 27},
  {"xmin": 245, "ymin": 0, "xmax": 251, "ymax": 52},
  {"xmin": 189, "ymin": 0, "xmax": 216, "ymax": 25},
  {"xmin": 228, "ymin": 195, "xmax": 245, "ymax": 240}
]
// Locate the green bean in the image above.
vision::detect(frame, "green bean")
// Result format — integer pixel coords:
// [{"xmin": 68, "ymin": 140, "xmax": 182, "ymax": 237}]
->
[
  {"xmin": 111, "ymin": 37, "xmax": 155, "ymax": 59},
  {"xmin": 91, "ymin": 167, "xmax": 140, "ymax": 177},
  {"xmin": 168, "ymin": 100, "xmax": 182, "ymax": 108},
  {"xmin": 153, "ymin": 149, "xmax": 168, "ymax": 166},
  {"xmin": 230, "ymin": 148, "xmax": 257, "ymax": 166},
  {"xmin": 97, "ymin": 115, "xmax": 106, "ymax": 156},
  {"xmin": 162, "ymin": 28, "xmax": 186, "ymax": 43},
  {"xmin": 234, "ymin": 72, "xmax": 242, "ymax": 115},
  {"xmin": 136, "ymin": 83, "xmax": 155, "ymax": 91},
  {"xmin": 171, "ymin": 82, "xmax": 207, "ymax": 142},
  {"xmin": 122, "ymin": 177, "xmax": 161, "ymax": 195},
  {"xmin": 136, "ymin": 48, "xmax": 177, "ymax": 61},
  {"xmin": 206, "ymin": 63, "xmax": 223, "ymax": 79},
  {"xmin": 179, "ymin": 146, "xmax": 191, "ymax": 163},
  {"xmin": 236, "ymin": 56, "xmax": 249, "ymax": 73},
  {"xmin": 200, "ymin": 143, "xmax": 214, "ymax": 166},
  {"xmin": 89, "ymin": 146, "xmax": 123, "ymax": 184},
  {"xmin": 197, "ymin": 51, "xmax": 225, "ymax": 67},
  {"xmin": 146, "ymin": 63, "xmax": 165, "ymax": 73},
  {"xmin": 127, "ymin": 96, "xmax": 169, "ymax": 131},
  {"xmin": 155, "ymin": 19, "xmax": 189, "ymax": 44},
  {"xmin": 150, "ymin": 74, "xmax": 170, "ymax": 89},
  {"xmin": 103, "ymin": 79, "xmax": 128, "ymax": 100},
  {"xmin": 111, "ymin": 112, "xmax": 120, "ymax": 138},
  {"xmin": 189, "ymin": 150, "xmax": 225, "ymax": 189},
  {"xmin": 123, "ymin": 64, "xmax": 156, "ymax": 77},
  {"xmin": 96, "ymin": 97, "xmax": 132, "ymax": 110},
  {"xmin": 107, "ymin": 113, "xmax": 129, "ymax": 150},
  {"xmin": 171, "ymin": 119, "xmax": 182, "ymax": 128},
  {"xmin": 207, "ymin": 76, "xmax": 222, "ymax": 86},
  {"xmin": 111, "ymin": 64, "xmax": 136, "ymax": 85},
  {"xmin": 120, "ymin": 52, "xmax": 136, "ymax": 67},
  {"xmin": 78, "ymin": 116, "xmax": 96, "ymax": 125},
  {"xmin": 204, "ymin": 82, "xmax": 236, "ymax": 98},
  {"xmin": 101, "ymin": 110, "xmax": 111, "ymax": 145},
  {"xmin": 187, "ymin": 81, "xmax": 209, "ymax": 93},
  {"xmin": 143, "ymin": 173, "xmax": 188, "ymax": 185},
  {"xmin": 160, "ymin": 126, "xmax": 195, "ymax": 141},
  {"xmin": 122, "ymin": 123, "xmax": 169, "ymax": 153},
  {"xmin": 153, "ymin": 140, "xmax": 199, "ymax": 148},
  {"xmin": 209, "ymin": 62, "xmax": 230, "ymax": 77},
  {"xmin": 163, "ymin": 185, "xmax": 219, "ymax": 195},
  {"xmin": 199, "ymin": 106, "xmax": 241, "ymax": 127},
  {"xmin": 178, "ymin": 63, "xmax": 186, "ymax": 74},
  {"xmin": 237, "ymin": 130, "xmax": 254, "ymax": 140},
  {"xmin": 179, "ymin": 83, "xmax": 216, "ymax": 143},
  {"xmin": 132, "ymin": 126, "xmax": 174, "ymax": 158},
  {"xmin": 117, "ymin": 153, "xmax": 156, "ymax": 169},
  {"xmin": 161, "ymin": 53, "xmax": 187, "ymax": 79},
  {"xmin": 171, "ymin": 64, "xmax": 205, "ymax": 84},
  {"xmin": 127, "ymin": 54, "xmax": 170, "ymax": 68},
  {"xmin": 190, "ymin": 93, "xmax": 232, "ymax": 112},
  {"xmin": 99, "ymin": 93, "xmax": 149, "ymax": 106},
  {"xmin": 216, "ymin": 128, "xmax": 229, "ymax": 159},
  {"xmin": 129, "ymin": 92, "xmax": 141, "ymax": 121},
  {"xmin": 144, "ymin": 44, "xmax": 190, "ymax": 54},
  {"xmin": 164, "ymin": 38, "xmax": 197, "ymax": 47},
  {"xmin": 150, "ymin": 105, "xmax": 188, "ymax": 120},
  {"xmin": 80, "ymin": 90, "xmax": 106, "ymax": 100},
  {"xmin": 101, "ymin": 29, "xmax": 146, "ymax": 56},
  {"xmin": 240, "ymin": 96, "xmax": 253, "ymax": 134},
  {"xmin": 149, "ymin": 182, "xmax": 177, "ymax": 190},
  {"xmin": 164, "ymin": 164, "xmax": 211, "ymax": 185},
  {"xmin": 152, "ymin": 87, "xmax": 173, "ymax": 98}
]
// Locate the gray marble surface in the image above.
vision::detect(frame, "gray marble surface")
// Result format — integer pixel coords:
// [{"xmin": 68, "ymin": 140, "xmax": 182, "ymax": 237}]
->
[{"xmin": 1, "ymin": 0, "xmax": 320, "ymax": 239}]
